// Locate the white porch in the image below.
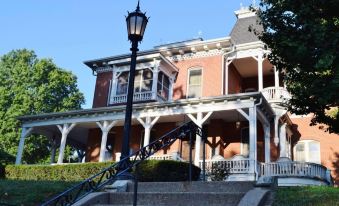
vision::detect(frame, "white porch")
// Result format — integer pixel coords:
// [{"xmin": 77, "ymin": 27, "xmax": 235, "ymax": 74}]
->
[{"xmin": 199, "ymin": 156, "xmax": 332, "ymax": 186}]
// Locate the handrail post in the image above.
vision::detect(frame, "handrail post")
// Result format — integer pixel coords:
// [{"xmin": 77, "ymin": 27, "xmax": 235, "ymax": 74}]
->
[
  {"xmin": 202, "ymin": 129, "xmax": 206, "ymax": 181},
  {"xmin": 189, "ymin": 131, "xmax": 193, "ymax": 182}
]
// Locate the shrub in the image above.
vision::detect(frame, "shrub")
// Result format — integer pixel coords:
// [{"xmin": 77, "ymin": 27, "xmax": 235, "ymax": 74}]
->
[
  {"xmin": 135, "ymin": 160, "xmax": 201, "ymax": 182},
  {"xmin": 209, "ymin": 162, "xmax": 230, "ymax": 181}
]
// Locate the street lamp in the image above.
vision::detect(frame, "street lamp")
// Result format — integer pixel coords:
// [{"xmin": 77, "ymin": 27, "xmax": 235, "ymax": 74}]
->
[{"xmin": 120, "ymin": 1, "xmax": 149, "ymax": 171}]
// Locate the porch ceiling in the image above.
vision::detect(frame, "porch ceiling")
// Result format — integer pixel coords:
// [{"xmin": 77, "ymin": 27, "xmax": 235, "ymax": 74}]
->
[{"xmin": 232, "ymin": 58, "xmax": 273, "ymax": 78}]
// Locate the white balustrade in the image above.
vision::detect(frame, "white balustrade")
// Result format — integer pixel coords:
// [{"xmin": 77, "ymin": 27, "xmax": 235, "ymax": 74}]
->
[
  {"xmin": 111, "ymin": 91, "xmax": 154, "ymax": 104},
  {"xmin": 261, "ymin": 87, "xmax": 291, "ymax": 103},
  {"xmin": 199, "ymin": 159, "xmax": 252, "ymax": 174},
  {"xmin": 260, "ymin": 161, "xmax": 329, "ymax": 182},
  {"xmin": 130, "ymin": 153, "xmax": 183, "ymax": 161}
]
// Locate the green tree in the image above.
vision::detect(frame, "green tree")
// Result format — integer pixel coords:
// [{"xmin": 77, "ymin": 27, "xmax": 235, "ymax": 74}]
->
[
  {"xmin": 0, "ymin": 49, "xmax": 85, "ymax": 164},
  {"xmin": 256, "ymin": 0, "xmax": 339, "ymax": 133}
]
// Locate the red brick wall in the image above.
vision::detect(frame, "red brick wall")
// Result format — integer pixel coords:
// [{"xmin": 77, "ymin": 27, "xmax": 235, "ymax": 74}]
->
[
  {"xmin": 172, "ymin": 55, "xmax": 223, "ymax": 100},
  {"xmin": 92, "ymin": 72, "xmax": 112, "ymax": 108},
  {"xmin": 291, "ymin": 116, "xmax": 339, "ymax": 185},
  {"xmin": 228, "ymin": 63, "xmax": 243, "ymax": 94}
]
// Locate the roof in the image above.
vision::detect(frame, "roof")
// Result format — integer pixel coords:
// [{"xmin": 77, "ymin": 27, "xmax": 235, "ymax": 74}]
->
[{"xmin": 230, "ymin": 15, "xmax": 263, "ymax": 45}]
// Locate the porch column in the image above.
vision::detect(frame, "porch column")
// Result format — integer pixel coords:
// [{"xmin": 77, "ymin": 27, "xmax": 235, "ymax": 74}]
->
[
  {"xmin": 274, "ymin": 115, "xmax": 280, "ymax": 146},
  {"xmin": 248, "ymin": 107, "xmax": 257, "ymax": 172},
  {"xmin": 137, "ymin": 116, "xmax": 160, "ymax": 147},
  {"xmin": 264, "ymin": 124, "xmax": 271, "ymax": 163},
  {"xmin": 225, "ymin": 59, "xmax": 232, "ymax": 95},
  {"xmin": 96, "ymin": 120, "xmax": 117, "ymax": 162},
  {"xmin": 151, "ymin": 63, "xmax": 160, "ymax": 99},
  {"xmin": 15, "ymin": 127, "xmax": 33, "ymax": 165},
  {"xmin": 274, "ymin": 66, "xmax": 280, "ymax": 88},
  {"xmin": 57, "ymin": 123, "xmax": 76, "ymax": 164},
  {"xmin": 187, "ymin": 111, "xmax": 213, "ymax": 166},
  {"xmin": 279, "ymin": 123, "xmax": 287, "ymax": 158},
  {"xmin": 257, "ymin": 53, "xmax": 264, "ymax": 91}
]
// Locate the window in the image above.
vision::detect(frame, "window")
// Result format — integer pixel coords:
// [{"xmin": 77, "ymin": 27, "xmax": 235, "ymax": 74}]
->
[
  {"xmin": 116, "ymin": 71, "xmax": 129, "ymax": 95},
  {"xmin": 134, "ymin": 69, "xmax": 153, "ymax": 92},
  {"xmin": 294, "ymin": 140, "xmax": 321, "ymax": 164},
  {"xmin": 187, "ymin": 68, "xmax": 202, "ymax": 98},
  {"xmin": 116, "ymin": 69, "xmax": 153, "ymax": 95},
  {"xmin": 157, "ymin": 72, "xmax": 170, "ymax": 99}
]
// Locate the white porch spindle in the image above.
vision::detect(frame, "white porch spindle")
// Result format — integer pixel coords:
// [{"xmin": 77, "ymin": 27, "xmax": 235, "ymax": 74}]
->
[
  {"xmin": 187, "ymin": 111, "xmax": 213, "ymax": 166},
  {"xmin": 264, "ymin": 124, "xmax": 271, "ymax": 163},
  {"xmin": 96, "ymin": 120, "xmax": 117, "ymax": 162},
  {"xmin": 137, "ymin": 116, "xmax": 160, "ymax": 147},
  {"xmin": 279, "ymin": 123, "xmax": 287, "ymax": 158},
  {"xmin": 15, "ymin": 127, "xmax": 34, "ymax": 165},
  {"xmin": 57, "ymin": 123, "xmax": 76, "ymax": 164}
]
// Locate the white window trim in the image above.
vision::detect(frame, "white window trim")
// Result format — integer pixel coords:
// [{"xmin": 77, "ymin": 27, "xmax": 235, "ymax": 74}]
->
[
  {"xmin": 186, "ymin": 67, "xmax": 203, "ymax": 99},
  {"xmin": 293, "ymin": 139, "xmax": 321, "ymax": 164}
]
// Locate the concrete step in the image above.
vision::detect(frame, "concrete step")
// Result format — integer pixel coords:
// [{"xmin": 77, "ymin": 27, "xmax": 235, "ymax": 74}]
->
[
  {"xmin": 105, "ymin": 192, "xmax": 244, "ymax": 206},
  {"xmin": 126, "ymin": 181, "xmax": 255, "ymax": 193}
]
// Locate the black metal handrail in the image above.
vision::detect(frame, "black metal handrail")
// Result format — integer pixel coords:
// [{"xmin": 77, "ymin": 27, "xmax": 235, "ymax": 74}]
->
[{"xmin": 41, "ymin": 121, "xmax": 205, "ymax": 206}]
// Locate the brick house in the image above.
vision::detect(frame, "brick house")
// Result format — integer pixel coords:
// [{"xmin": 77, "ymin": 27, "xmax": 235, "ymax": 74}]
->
[{"xmin": 16, "ymin": 7, "xmax": 338, "ymax": 186}]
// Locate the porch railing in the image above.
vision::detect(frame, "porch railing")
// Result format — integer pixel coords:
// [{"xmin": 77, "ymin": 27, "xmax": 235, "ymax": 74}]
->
[
  {"xmin": 260, "ymin": 161, "xmax": 329, "ymax": 182},
  {"xmin": 261, "ymin": 87, "xmax": 291, "ymax": 103},
  {"xmin": 111, "ymin": 91, "xmax": 154, "ymax": 104},
  {"xmin": 199, "ymin": 159, "xmax": 252, "ymax": 174}
]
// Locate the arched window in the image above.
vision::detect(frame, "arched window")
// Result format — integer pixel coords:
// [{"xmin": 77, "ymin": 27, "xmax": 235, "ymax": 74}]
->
[
  {"xmin": 294, "ymin": 140, "xmax": 321, "ymax": 164},
  {"xmin": 187, "ymin": 68, "xmax": 202, "ymax": 98}
]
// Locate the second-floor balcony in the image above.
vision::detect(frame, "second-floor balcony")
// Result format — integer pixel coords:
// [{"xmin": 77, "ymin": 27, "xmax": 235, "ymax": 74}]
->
[
  {"xmin": 111, "ymin": 91, "xmax": 167, "ymax": 104},
  {"xmin": 262, "ymin": 87, "xmax": 291, "ymax": 103}
]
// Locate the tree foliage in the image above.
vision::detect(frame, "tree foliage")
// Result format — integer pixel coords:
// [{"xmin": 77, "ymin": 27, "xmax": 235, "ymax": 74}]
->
[
  {"xmin": 0, "ymin": 49, "xmax": 85, "ymax": 164},
  {"xmin": 256, "ymin": 0, "xmax": 339, "ymax": 133}
]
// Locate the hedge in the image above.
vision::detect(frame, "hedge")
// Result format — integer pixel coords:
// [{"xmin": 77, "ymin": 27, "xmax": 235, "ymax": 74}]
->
[
  {"xmin": 136, "ymin": 160, "xmax": 201, "ymax": 182},
  {"xmin": 4, "ymin": 160, "xmax": 201, "ymax": 182},
  {"xmin": 5, "ymin": 162, "xmax": 114, "ymax": 181}
]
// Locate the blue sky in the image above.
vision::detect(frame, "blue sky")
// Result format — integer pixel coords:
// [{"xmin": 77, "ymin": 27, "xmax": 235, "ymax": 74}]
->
[{"xmin": 0, "ymin": 0, "xmax": 253, "ymax": 108}]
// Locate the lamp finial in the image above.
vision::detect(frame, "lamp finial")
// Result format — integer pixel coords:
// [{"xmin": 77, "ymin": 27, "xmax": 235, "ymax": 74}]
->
[{"xmin": 136, "ymin": 0, "xmax": 140, "ymax": 11}]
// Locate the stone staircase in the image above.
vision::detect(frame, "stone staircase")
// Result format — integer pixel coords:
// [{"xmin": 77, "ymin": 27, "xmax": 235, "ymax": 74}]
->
[{"xmin": 75, "ymin": 181, "xmax": 256, "ymax": 206}]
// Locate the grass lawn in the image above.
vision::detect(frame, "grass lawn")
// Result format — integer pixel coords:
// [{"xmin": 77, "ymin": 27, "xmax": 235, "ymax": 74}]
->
[
  {"xmin": 0, "ymin": 179, "xmax": 78, "ymax": 206},
  {"xmin": 274, "ymin": 186, "xmax": 339, "ymax": 206}
]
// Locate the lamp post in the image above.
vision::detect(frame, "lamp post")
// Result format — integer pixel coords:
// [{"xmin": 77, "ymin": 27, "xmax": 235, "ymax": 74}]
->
[{"xmin": 120, "ymin": 1, "xmax": 149, "ymax": 171}]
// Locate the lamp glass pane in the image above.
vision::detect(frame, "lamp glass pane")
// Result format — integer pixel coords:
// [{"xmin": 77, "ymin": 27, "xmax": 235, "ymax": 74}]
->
[
  {"xmin": 129, "ymin": 16, "xmax": 136, "ymax": 35},
  {"xmin": 135, "ymin": 16, "xmax": 144, "ymax": 35}
]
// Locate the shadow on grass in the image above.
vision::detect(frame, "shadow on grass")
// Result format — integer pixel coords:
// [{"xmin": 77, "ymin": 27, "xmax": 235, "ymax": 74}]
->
[
  {"xmin": 273, "ymin": 186, "xmax": 339, "ymax": 206},
  {"xmin": 0, "ymin": 179, "xmax": 79, "ymax": 206}
]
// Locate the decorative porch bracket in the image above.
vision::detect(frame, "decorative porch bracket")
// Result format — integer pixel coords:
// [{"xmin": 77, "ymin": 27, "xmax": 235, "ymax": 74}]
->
[
  {"xmin": 96, "ymin": 120, "xmax": 117, "ymax": 162},
  {"xmin": 15, "ymin": 127, "xmax": 34, "ymax": 165},
  {"xmin": 187, "ymin": 111, "xmax": 213, "ymax": 166},
  {"xmin": 57, "ymin": 123, "xmax": 77, "ymax": 164},
  {"xmin": 137, "ymin": 116, "xmax": 160, "ymax": 147}
]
